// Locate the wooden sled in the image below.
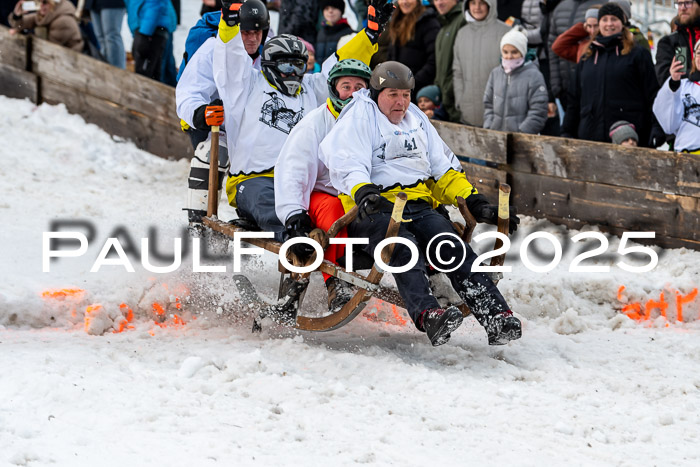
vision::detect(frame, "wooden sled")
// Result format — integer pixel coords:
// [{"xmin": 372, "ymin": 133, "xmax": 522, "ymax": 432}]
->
[{"xmin": 201, "ymin": 126, "xmax": 512, "ymax": 332}]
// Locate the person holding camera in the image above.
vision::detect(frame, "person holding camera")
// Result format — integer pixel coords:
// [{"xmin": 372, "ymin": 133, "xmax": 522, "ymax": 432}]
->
[
  {"xmin": 8, "ymin": 0, "xmax": 84, "ymax": 51},
  {"xmin": 655, "ymin": 0, "xmax": 700, "ymax": 85},
  {"xmin": 561, "ymin": 3, "xmax": 663, "ymax": 147},
  {"xmin": 653, "ymin": 40, "xmax": 700, "ymax": 153}
]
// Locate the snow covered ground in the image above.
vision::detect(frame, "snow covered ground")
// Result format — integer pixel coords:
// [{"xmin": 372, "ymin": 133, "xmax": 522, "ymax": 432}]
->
[{"xmin": 1, "ymin": 96, "xmax": 700, "ymax": 466}]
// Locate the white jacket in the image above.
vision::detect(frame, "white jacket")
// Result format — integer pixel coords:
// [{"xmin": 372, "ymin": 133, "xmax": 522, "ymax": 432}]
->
[
  {"xmin": 213, "ymin": 31, "xmax": 333, "ymax": 179},
  {"xmin": 319, "ymin": 89, "xmax": 463, "ymax": 200},
  {"xmin": 176, "ymin": 37, "xmax": 262, "ymax": 129},
  {"xmin": 274, "ymin": 102, "xmax": 338, "ymax": 224},
  {"xmin": 653, "ymin": 77, "xmax": 700, "ymax": 152}
]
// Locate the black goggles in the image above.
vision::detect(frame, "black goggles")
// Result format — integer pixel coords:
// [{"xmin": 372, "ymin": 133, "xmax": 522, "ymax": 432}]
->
[{"xmin": 272, "ymin": 59, "xmax": 307, "ymax": 76}]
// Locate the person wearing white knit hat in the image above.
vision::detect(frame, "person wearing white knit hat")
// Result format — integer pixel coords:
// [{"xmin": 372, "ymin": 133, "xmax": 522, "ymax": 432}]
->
[
  {"xmin": 483, "ymin": 27, "xmax": 548, "ymax": 134},
  {"xmin": 500, "ymin": 28, "xmax": 528, "ymax": 62}
]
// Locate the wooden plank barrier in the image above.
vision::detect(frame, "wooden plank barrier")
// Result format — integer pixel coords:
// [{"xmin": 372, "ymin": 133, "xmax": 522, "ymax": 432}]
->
[
  {"xmin": 0, "ymin": 26, "xmax": 191, "ymax": 161},
  {"xmin": 0, "ymin": 25, "xmax": 697, "ymax": 250},
  {"xmin": 0, "ymin": 28, "xmax": 37, "ymax": 102}
]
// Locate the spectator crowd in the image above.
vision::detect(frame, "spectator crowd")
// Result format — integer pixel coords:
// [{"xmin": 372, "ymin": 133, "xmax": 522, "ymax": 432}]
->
[{"xmin": 5, "ymin": 0, "xmax": 700, "ymax": 152}]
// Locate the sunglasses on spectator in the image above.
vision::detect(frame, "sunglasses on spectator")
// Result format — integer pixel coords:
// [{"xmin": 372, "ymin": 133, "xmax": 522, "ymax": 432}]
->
[
  {"xmin": 675, "ymin": 1, "xmax": 695, "ymax": 9},
  {"xmin": 273, "ymin": 59, "xmax": 307, "ymax": 76}
]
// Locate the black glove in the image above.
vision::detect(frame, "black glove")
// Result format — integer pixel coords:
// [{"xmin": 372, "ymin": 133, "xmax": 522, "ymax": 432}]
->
[
  {"xmin": 365, "ymin": 0, "xmax": 395, "ymax": 45},
  {"xmin": 648, "ymin": 126, "xmax": 667, "ymax": 148},
  {"xmin": 193, "ymin": 99, "xmax": 223, "ymax": 131},
  {"xmin": 355, "ymin": 184, "xmax": 393, "ymax": 221},
  {"xmin": 221, "ymin": 1, "xmax": 243, "ymax": 27},
  {"xmin": 285, "ymin": 211, "xmax": 316, "ymax": 261},
  {"xmin": 465, "ymin": 194, "xmax": 520, "ymax": 234}
]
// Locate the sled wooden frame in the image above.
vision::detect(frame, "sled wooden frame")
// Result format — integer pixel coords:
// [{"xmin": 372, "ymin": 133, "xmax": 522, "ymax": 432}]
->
[
  {"xmin": 202, "ymin": 194, "xmax": 411, "ymax": 331},
  {"xmin": 202, "ymin": 142, "xmax": 512, "ymax": 331}
]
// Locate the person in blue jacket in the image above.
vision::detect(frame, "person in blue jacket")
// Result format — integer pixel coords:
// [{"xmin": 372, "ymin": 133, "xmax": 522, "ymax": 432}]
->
[{"xmin": 124, "ymin": 0, "xmax": 177, "ymax": 81}]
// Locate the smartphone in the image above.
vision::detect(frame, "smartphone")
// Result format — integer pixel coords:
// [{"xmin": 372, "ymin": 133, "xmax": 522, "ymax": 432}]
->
[
  {"xmin": 675, "ymin": 46, "xmax": 688, "ymax": 75},
  {"xmin": 22, "ymin": 1, "xmax": 38, "ymax": 12}
]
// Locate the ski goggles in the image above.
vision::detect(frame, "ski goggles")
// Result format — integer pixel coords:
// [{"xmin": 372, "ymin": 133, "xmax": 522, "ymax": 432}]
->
[{"xmin": 272, "ymin": 59, "xmax": 307, "ymax": 76}]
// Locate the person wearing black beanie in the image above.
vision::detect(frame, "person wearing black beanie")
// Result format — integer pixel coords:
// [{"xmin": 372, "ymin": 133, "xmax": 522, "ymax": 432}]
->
[
  {"xmin": 316, "ymin": 0, "xmax": 353, "ymax": 63},
  {"xmin": 320, "ymin": 0, "xmax": 346, "ymax": 14},
  {"xmin": 562, "ymin": 0, "xmax": 664, "ymax": 148},
  {"xmin": 597, "ymin": 3, "xmax": 625, "ymax": 23}
]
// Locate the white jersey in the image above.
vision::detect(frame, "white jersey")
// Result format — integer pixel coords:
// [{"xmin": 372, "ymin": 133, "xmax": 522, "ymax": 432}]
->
[
  {"xmin": 319, "ymin": 89, "xmax": 461, "ymax": 197},
  {"xmin": 653, "ymin": 77, "xmax": 700, "ymax": 152},
  {"xmin": 213, "ymin": 31, "xmax": 335, "ymax": 178},
  {"xmin": 176, "ymin": 37, "xmax": 262, "ymax": 129},
  {"xmin": 274, "ymin": 102, "xmax": 338, "ymax": 224}
]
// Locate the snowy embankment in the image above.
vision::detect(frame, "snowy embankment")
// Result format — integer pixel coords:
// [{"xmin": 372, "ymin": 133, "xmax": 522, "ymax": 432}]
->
[{"xmin": 1, "ymin": 96, "xmax": 699, "ymax": 466}]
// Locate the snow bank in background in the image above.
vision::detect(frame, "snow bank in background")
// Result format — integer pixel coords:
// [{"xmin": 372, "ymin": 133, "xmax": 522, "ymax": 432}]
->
[{"xmin": 1, "ymin": 96, "xmax": 700, "ymax": 466}]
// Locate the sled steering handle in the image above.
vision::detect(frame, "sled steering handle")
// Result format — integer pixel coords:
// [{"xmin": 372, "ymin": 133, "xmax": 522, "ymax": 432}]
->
[{"xmin": 207, "ymin": 126, "xmax": 220, "ymax": 218}]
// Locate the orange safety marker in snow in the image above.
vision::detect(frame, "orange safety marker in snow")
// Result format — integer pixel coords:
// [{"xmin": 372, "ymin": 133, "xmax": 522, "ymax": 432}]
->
[{"xmin": 674, "ymin": 288, "xmax": 698, "ymax": 323}]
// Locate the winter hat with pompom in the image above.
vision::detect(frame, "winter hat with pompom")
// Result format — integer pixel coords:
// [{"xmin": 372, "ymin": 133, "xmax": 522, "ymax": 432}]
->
[{"xmin": 500, "ymin": 28, "xmax": 528, "ymax": 58}]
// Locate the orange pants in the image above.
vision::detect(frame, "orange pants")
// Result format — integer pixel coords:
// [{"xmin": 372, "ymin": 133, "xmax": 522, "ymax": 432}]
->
[{"xmin": 308, "ymin": 191, "xmax": 347, "ymax": 282}]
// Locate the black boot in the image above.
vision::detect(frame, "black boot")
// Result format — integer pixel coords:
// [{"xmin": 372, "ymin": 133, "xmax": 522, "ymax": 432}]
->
[
  {"xmin": 325, "ymin": 276, "xmax": 354, "ymax": 313},
  {"xmin": 485, "ymin": 310, "xmax": 522, "ymax": 345},
  {"xmin": 418, "ymin": 306, "xmax": 464, "ymax": 347}
]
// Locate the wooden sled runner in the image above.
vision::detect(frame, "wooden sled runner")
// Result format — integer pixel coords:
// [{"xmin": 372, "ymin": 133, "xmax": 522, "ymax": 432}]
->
[{"xmin": 201, "ymin": 125, "xmax": 513, "ymax": 332}]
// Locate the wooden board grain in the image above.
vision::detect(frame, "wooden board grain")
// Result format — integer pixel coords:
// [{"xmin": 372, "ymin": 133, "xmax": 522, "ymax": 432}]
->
[
  {"xmin": 460, "ymin": 161, "xmax": 506, "ymax": 202},
  {"xmin": 0, "ymin": 62, "xmax": 37, "ymax": 102},
  {"xmin": 432, "ymin": 119, "xmax": 507, "ymax": 165},
  {"xmin": 31, "ymin": 38, "xmax": 178, "ymax": 125},
  {"xmin": 0, "ymin": 26, "xmax": 28, "ymax": 70},
  {"xmin": 510, "ymin": 132, "xmax": 700, "ymax": 198},
  {"xmin": 41, "ymin": 78, "xmax": 192, "ymax": 160},
  {"xmin": 512, "ymin": 171, "xmax": 700, "ymax": 246}
]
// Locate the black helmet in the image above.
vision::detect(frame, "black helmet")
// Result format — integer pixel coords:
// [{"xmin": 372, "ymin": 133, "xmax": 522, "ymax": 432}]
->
[
  {"xmin": 261, "ymin": 34, "xmax": 309, "ymax": 97},
  {"xmin": 239, "ymin": 0, "xmax": 270, "ymax": 31}
]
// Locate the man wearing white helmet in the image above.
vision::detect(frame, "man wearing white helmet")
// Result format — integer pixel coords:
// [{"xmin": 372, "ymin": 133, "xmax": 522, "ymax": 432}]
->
[
  {"xmin": 320, "ymin": 61, "xmax": 521, "ymax": 347},
  {"xmin": 212, "ymin": 0, "xmax": 394, "ymax": 241}
]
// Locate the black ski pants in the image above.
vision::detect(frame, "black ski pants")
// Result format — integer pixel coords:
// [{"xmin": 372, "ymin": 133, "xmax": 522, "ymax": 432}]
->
[{"xmin": 348, "ymin": 201, "xmax": 510, "ymax": 329}]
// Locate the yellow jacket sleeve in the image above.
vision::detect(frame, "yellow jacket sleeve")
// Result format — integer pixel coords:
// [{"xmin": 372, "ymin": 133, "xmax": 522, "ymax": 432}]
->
[
  {"xmin": 335, "ymin": 29, "xmax": 378, "ymax": 66},
  {"xmin": 218, "ymin": 19, "xmax": 240, "ymax": 43},
  {"xmin": 431, "ymin": 169, "xmax": 478, "ymax": 206}
]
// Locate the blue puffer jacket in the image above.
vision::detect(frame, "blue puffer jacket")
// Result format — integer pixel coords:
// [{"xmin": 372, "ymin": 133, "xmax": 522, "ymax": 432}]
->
[{"xmin": 124, "ymin": 0, "xmax": 177, "ymax": 36}]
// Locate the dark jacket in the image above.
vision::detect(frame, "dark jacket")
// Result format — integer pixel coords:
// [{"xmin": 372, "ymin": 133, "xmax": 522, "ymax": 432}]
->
[
  {"xmin": 387, "ymin": 8, "xmax": 441, "ymax": 97},
  {"xmin": 315, "ymin": 19, "xmax": 353, "ymax": 64},
  {"xmin": 547, "ymin": 0, "xmax": 600, "ymax": 105},
  {"xmin": 84, "ymin": 0, "xmax": 126, "ymax": 10},
  {"xmin": 279, "ymin": 0, "xmax": 320, "ymax": 44},
  {"xmin": 655, "ymin": 16, "xmax": 700, "ymax": 86},
  {"xmin": 434, "ymin": 2, "xmax": 466, "ymax": 122},
  {"xmin": 497, "ymin": 0, "xmax": 524, "ymax": 22},
  {"xmin": 562, "ymin": 35, "xmax": 660, "ymax": 147}
]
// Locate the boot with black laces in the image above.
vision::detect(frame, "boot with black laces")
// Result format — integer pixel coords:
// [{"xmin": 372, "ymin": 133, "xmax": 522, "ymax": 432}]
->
[
  {"xmin": 325, "ymin": 276, "xmax": 354, "ymax": 313},
  {"xmin": 485, "ymin": 310, "xmax": 522, "ymax": 345},
  {"xmin": 418, "ymin": 306, "xmax": 464, "ymax": 347}
]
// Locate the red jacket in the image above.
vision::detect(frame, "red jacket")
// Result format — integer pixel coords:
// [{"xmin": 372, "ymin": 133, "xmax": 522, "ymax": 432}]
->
[{"xmin": 552, "ymin": 22, "xmax": 591, "ymax": 64}]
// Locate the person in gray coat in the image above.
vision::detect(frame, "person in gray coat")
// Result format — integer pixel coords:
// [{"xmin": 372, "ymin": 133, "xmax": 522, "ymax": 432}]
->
[
  {"xmin": 483, "ymin": 28, "xmax": 548, "ymax": 133},
  {"xmin": 453, "ymin": 0, "xmax": 511, "ymax": 126}
]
